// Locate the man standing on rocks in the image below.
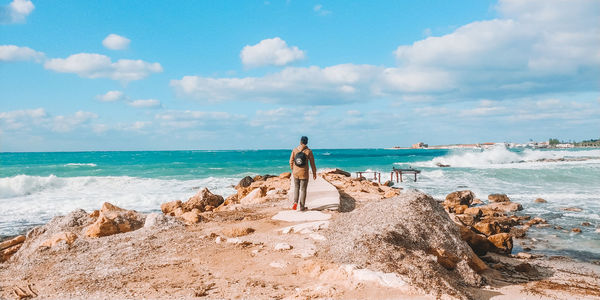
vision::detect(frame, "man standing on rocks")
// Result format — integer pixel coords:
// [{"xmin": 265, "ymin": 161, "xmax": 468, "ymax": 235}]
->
[{"xmin": 289, "ymin": 136, "xmax": 317, "ymax": 211}]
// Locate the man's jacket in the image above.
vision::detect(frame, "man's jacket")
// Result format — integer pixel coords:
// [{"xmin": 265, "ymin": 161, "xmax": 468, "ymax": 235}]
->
[{"xmin": 289, "ymin": 144, "xmax": 317, "ymax": 180}]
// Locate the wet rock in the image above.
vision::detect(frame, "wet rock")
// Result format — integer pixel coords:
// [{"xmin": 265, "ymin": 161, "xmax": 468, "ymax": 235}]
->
[
  {"xmin": 488, "ymin": 233, "xmax": 513, "ymax": 254},
  {"xmin": 279, "ymin": 172, "xmax": 291, "ymax": 179},
  {"xmin": 534, "ymin": 198, "xmax": 547, "ymax": 203},
  {"xmin": 85, "ymin": 202, "xmax": 145, "ymax": 238},
  {"xmin": 526, "ymin": 217, "xmax": 546, "ymax": 226},
  {"xmin": 510, "ymin": 226, "xmax": 528, "ymax": 238},
  {"xmin": 326, "ymin": 168, "xmax": 351, "ymax": 177},
  {"xmin": 514, "ymin": 262, "xmax": 538, "ymax": 275},
  {"xmin": 561, "ymin": 207, "xmax": 583, "ymax": 212},
  {"xmin": 237, "ymin": 176, "xmax": 254, "ymax": 188},
  {"xmin": 471, "ymin": 198, "xmax": 484, "ymax": 205},
  {"xmin": 488, "ymin": 194, "xmax": 510, "ymax": 203},
  {"xmin": 455, "ymin": 214, "xmax": 478, "ymax": 226},
  {"xmin": 572, "ymin": 228, "xmax": 582, "ymax": 233},
  {"xmin": 582, "ymin": 222, "xmax": 592, "ymax": 227},
  {"xmin": 382, "ymin": 180, "xmax": 393, "ymax": 187}
]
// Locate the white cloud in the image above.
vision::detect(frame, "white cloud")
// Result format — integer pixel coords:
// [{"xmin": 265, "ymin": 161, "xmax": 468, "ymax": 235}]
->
[
  {"xmin": 102, "ymin": 34, "xmax": 131, "ymax": 50},
  {"xmin": 52, "ymin": 111, "xmax": 98, "ymax": 132},
  {"xmin": 240, "ymin": 37, "xmax": 305, "ymax": 68},
  {"xmin": 44, "ymin": 53, "xmax": 163, "ymax": 82},
  {"xmin": 155, "ymin": 110, "xmax": 241, "ymax": 129},
  {"xmin": 171, "ymin": 63, "xmax": 450, "ymax": 104},
  {"xmin": 172, "ymin": 0, "xmax": 598, "ymax": 105},
  {"xmin": 1, "ymin": 0, "xmax": 34, "ymax": 23},
  {"xmin": 129, "ymin": 99, "xmax": 161, "ymax": 108},
  {"xmin": 96, "ymin": 90, "xmax": 124, "ymax": 102},
  {"xmin": 0, "ymin": 45, "xmax": 44, "ymax": 62},
  {"xmin": 0, "ymin": 108, "xmax": 97, "ymax": 132},
  {"xmin": 393, "ymin": 0, "xmax": 600, "ymax": 98},
  {"xmin": 313, "ymin": 4, "xmax": 331, "ymax": 16}
]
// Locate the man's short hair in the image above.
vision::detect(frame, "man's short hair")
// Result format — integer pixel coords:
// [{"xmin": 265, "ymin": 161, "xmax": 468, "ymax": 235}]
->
[{"xmin": 300, "ymin": 136, "xmax": 308, "ymax": 145}]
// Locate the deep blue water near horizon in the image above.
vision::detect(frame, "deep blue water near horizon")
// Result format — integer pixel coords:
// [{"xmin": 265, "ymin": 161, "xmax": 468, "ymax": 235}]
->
[{"xmin": 1, "ymin": 147, "xmax": 600, "ymax": 261}]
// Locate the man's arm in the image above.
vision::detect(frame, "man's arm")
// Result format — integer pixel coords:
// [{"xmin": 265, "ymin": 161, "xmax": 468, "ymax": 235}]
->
[
  {"xmin": 289, "ymin": 150, "xmax": 295, "ymax": 170},
  {"xmin": 309, "ymin": 151, "xmax": 317, "ymax": 179}
]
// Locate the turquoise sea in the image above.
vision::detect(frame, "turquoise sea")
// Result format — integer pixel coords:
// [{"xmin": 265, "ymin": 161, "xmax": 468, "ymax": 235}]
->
[{"xmin": 1, "ymin": 146, "xmax": 599, "ymax": 259}]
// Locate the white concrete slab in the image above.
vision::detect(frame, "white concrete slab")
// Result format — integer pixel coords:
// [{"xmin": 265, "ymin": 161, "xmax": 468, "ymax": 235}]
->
[
  {"xmin": 288, "ymin": 176, "xmax": 340, "ymax": 211},
  {"xmin": 272, "ymin": 210, "xmax": 331, "ymax": 222},
  {"xmin": 279, "ymin": 220, "xmax": 330, "ymax": 234}
]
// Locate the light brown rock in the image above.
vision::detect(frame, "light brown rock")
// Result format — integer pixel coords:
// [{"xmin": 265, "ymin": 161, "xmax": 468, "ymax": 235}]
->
[
  {"xmin": 0, "ymin": 235, "xmax": 25, "ymax": 250},
  {"xmin": 383, "ymin": 189, "xmax": 399, "ymax": 198},
  {"xmin": 488, "ymin": 194, "xmax": 510, "ymax": 203},
  {"xmin": 572, "ymin": 228, "xmax": 582, "ymax": 233},
  {"xmin": 430, "ymin": 248, "xmax": 460, "ymax": 270},
  {"xmin": 561, "ymin": 207, "xmax": 583, "ymax": 212},
  {"xmin": 85, "ymin": 202, "xmax": 145, "ymax": 238},
  {"xmin": 1, "ymin": 244, "xmax": 22, "ymax": 262},
  {"xmin": 473, "ymin": 221, "xmax": 502, "ymax": 236},
  {"xmin": 454, "ymin": 205, "xmax": 468, "ymax": 214},
  {"xmin": 222, "ymin": 227, "xmax": 255, "ymax": 237},
  {"xmin": 180, "ymin": 211, "xmax": 201, "ymax": 224},
  {"xmin": 471, "ymin": 198, "xmax": 484, "ymax": 205},
  {"xmin": 488, "ymin": 233, "xmax": 513, "ymax": 254},
  {"xmin": 240, "ymin": 187, "xmax": 267, "ymax": 205},
  {"xmin": 183, "ymin": 188, "xmax": 224, "ymax": 212},
  {"xmin": 445, "ymin": 190, "xmax": 475, "ymax": 206},
  {"xmin": 40, "ymin": 232, "xmax": 77, "ymax": 248},
  {"xmin": 160, "ymin": 200, "xmax": 182, "ymax": 214},
  {"xmin": 464, "ymin": 207, "xmax": 483, "ymax": 218},
  {"xmin": 534, "ymin": 198, "xmax": 547, "ymax": 203},
  {"xmin": 279, "ymin": 172, "xmax": 291, "ymax": 179},
  {"xmin": 458, "ymin": 225, "xmax": 492, "ymax": 256},
  {"xmin": 479, "ymin": 201, "xmax": 523, "ymax": 212}
]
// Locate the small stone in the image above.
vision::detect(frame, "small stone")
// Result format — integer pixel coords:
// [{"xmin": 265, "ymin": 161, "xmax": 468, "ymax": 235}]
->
[
  {"xmin": 534, "ymin": 198, "xmax": 547, "ymax": 203},
  {"xmin": 516, "ymin": 252, "xmax": 533, "ymax": 259},
  {"xmin": 274, "ymin": 243, "xmax": 293, "ymax": 251},
  {"xmin": 572, "ymin": 228, "xmax": 582, "ymax": 233},
  {"xmin": 581, "ymin": 222, "xmax": 591, "ymax": 227},
  {"xmin": 561, "ymin": 207, "xmax": 583, "ymax": 212},
  {"xmin": 215, "ymin": 236, "xmax": 223, "ymax": 244}
]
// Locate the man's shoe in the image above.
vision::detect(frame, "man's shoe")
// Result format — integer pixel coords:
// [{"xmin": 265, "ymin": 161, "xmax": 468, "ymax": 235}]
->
[
  {"xmin": 300, "ymin": 206, "xmax": 307, "ymax": 212},
  {"xmin": 292, "ymin": 203, "xmax": 298, "ymax": 210}
]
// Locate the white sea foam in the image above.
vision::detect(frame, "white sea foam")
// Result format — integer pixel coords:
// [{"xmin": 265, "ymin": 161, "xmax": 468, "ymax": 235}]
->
[
  {"xmin": 0, "ymin": 175, "xmax": 238, "ymax": 237},
  {"xmin": 419, "ymin": 145, "xmax": 600, "ymax": 168},
  {"xmin": 65, "ymin": 163, "xmax": 97, "ymax": 167}
]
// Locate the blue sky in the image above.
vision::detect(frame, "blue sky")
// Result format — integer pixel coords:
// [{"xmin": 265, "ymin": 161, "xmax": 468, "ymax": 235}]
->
[{"xmin": 1, "ymin": 0, "xmax": 599, "ymax": 151}]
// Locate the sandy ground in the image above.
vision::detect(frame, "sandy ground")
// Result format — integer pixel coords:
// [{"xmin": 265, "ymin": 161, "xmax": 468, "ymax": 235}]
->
[{"xmin": 1, "ymin": 184, "xmax": 600, "ymax": 299}]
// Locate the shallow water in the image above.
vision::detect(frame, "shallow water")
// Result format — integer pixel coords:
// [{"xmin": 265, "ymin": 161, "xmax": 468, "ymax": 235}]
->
[{"xmin": 1, "ymin": 146, "xmax": 599, "ymax": 259}]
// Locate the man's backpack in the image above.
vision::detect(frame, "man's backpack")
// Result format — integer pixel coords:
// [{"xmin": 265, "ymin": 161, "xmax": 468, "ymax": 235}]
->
[{"xmin": 294, "ymin": 150, "xmax": 307, "ymax": 167}]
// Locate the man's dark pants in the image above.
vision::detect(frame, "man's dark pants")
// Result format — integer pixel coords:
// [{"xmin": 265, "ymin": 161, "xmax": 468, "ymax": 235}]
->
[{"xmin": 293, "ymin": 177, "xmax": 308, "ymax": 209}]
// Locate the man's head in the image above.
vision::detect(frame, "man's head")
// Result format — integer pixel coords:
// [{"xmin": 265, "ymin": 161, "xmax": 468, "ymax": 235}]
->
[{"xmin": 300, "ymin": 136, "xmax": 308, "ymax": 145}]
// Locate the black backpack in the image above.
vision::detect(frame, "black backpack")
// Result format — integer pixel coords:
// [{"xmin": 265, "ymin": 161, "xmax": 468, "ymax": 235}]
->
[{"xmin": 294, "ymin": 150, "xmax": 307, "ymax": 167}]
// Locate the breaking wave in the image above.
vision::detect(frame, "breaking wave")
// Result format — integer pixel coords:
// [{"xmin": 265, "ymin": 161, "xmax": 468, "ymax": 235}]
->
[
  {"xmin": 65, "ymin": 163, "xmax": 97, "ymax": 167},
  {"xmin": 421, "ymin": 145, "xmax": 600, "ymax": 168}
]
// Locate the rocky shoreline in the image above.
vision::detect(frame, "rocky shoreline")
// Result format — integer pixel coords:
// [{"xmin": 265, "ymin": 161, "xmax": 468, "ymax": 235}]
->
[{"xmin": 1, "ymin": 169, "xmax": 599, "ymax": 299}]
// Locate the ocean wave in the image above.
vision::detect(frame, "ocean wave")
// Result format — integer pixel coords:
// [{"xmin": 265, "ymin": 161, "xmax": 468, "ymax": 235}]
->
[
  {"xmin": 416, "ymin": 145, "xmax": 600, "ymax": 168},
  {"xmin": 65, "ymin": 163, "xmax": 97, "ymax": 167},
  {"xmin": 0, "ymin": 174, "xmax": 64, "ymax": 198},
  {"xmin": 0, "ymin": 174, "xmax": 239, "ymax": 237}
]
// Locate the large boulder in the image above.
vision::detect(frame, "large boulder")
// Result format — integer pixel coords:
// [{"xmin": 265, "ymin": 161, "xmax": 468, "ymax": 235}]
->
[
  {"xmin": 488, "ymin": 194, "xmax": 510, "ymax": 203},
  {"xmin": 183, "ymin": 188, "xmax": 224, "ymax": 212},
  {"xmin": 326, "ymin": 168, "xmax": 351, "ymax": 177},
  {"xmin": 322, "ymin": 190, "xmax": 485, "ymax": 298},
  {"xmin": 239, "ymin": 187, "xmax": 268, "ymax": 205},
  {"xmin": 473, "ymin": 220, "xmax": 503, "ymax": 237},
  {"xmin": 445, "ymin": 190, "xmax": 475, "ymax": 207},
  {"xmin": 85, "ymin": 202, "xmax": 145, "ymax": 238}
]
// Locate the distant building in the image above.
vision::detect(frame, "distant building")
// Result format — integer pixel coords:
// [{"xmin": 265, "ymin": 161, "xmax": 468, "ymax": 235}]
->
[{"xmin": 412, "ymin": 142, "xmax": 428, "ymax": 149}]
